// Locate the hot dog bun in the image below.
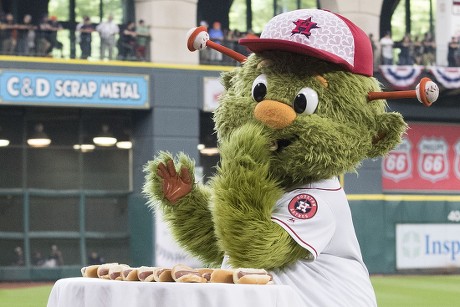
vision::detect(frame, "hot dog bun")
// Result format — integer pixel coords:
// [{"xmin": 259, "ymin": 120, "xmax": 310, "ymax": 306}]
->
[
  {"xmin": 122, "ymin": 267, "xmax": 139, "ymax": 281},
  {"xmin": 210, "ymin": 269, "xmax": 234, "ymax": 283},
  {"xmin": 97, "ymin": 263, "xmax": 119, "ymax": 279},
  {"xmin": 197, "ymin": 268, "xmax": 214, "ymax": 282},
  {"xmin": 109, "ymin": 264, "xmax": 130, "ymax": 280},
  {"xmin": 81, "ymin": 265, "xmax": 99, "ymax": 278},
  {"xmin": 233, "ymin": 268, "xmax": 272, "ymax": 285},
  {"xmin": 152, "ymin": 267, "xmax": 175, "ymax": 282},
  {"xmin": 171, "ymin": 264, "xmax": 207, "ymax": 283},
  {"xmin": 137, "ymin": 266, "xmax": 156, "ymax": 282}
]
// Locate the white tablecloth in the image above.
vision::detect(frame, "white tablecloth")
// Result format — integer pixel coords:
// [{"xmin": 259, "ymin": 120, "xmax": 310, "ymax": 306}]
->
[{"xmin": 47, "ymin": 277, "xmax": 303, "ymax": 307}]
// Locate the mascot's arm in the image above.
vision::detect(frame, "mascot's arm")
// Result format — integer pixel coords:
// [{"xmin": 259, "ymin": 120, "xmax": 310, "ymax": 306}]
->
[
  {"xmin": 212, "ymin": 123, "xmax": 310, "ymax": 270},
  {"xmin": 143, "ymin": 151, "xmax": 224, "ymax": 266}
]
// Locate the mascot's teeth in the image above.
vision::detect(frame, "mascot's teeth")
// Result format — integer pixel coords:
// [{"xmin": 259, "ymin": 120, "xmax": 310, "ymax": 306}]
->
[{"xmin": 269, "ymin": 141, "xmax": 278, "ymax": 151}]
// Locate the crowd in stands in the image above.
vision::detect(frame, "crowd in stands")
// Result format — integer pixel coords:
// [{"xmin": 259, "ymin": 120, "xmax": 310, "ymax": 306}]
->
[
  {"xmin": 3, "ymin": 12, "xmax": 456, "ymax": 68},
  {"xmin": 0, "ymin": 12, "xmax": 151, "ymax": 61},
  {"xmin": 373, "ymin": 31, "xmax": 441, "ymax": 67},
  {"xmin": 0, "ymin": 13, "xmax": 62, "ymax": 57}
]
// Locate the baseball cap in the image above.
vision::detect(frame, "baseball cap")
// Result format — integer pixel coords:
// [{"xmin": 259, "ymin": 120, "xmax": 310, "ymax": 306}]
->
[{"xmin": 239, "ymin": 9, "xmax": 373, "ymax": 77}]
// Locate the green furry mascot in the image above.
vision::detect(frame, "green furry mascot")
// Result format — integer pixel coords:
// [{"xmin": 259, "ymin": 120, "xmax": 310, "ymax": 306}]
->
[{"xmin": 144, "ymin": 9, "xmax": 413, "ymax": 306}]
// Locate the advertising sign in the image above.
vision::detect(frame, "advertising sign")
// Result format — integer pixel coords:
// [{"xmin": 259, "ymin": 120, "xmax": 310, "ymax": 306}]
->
[
  {"xmin": 203, "ymin": 77, "xmax": 224, "ymax": 112},
  {"xmin": 396, "ymin": 224, "xmax": 460, "ymax": 269},
  {"xmin": 0, "ymin": 69, "xmax": 150, "ymax": 109},
  {"xmin": 382, "ymin": 123, "xmax": 460, "ymax": 192}
]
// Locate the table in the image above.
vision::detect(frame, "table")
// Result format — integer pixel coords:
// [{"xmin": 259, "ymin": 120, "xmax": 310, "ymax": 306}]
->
[{"xmin": 47, "ymin": 277, "xmax": 303, "ymax": 307}]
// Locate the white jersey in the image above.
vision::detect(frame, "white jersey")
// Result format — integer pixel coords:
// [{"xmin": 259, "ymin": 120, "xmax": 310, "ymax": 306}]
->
[
  {"xmin": 221, "ymin": 177, "xmax": 376, "ymax": 306},
  {"xmin": 270, "ymin": 178, "xmax": 377, "ymax": 306}
]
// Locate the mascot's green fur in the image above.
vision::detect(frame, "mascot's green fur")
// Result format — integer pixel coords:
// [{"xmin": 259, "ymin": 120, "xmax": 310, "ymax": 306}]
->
[
  {"xmin": 143, "ymin": 8, "xmax": 408, "ymax": 307},
  {"xmin": 144, "ymin": 52, "xmax": 406, "ymax": 268}
]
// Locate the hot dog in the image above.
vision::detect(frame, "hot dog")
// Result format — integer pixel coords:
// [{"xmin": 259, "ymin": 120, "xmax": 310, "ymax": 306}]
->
[
  {"xmin": 171, "ymin": 264, "xmax": 207, "ymax": 283},
  {"xmin": 197, "ymin": 268, "xmax": 214, "ymax": 282},
  {"xmin": 109, "ymin": 264, "xmax": 130, "ymax": 280},
  {"xmin": 81, "ymin": 265, "xmax": 99, "ymax": 278},
  {"xmin": 152, "ymin": 267, "xmax": 175, "ymax": 282},
  {"xmin": 96, "ymin": 263, "xmax": 119, "ymax": 279},
  {"xmin": 233, "ymin": 268, "xmax": 272, "ymax": 285},
  {"xmin": 137, "ymin": 266, "xmax": 156, "ymax": 282},
  {"xmin": 122, "ymin": 267, "xmax": 139, "ymax": 281}
]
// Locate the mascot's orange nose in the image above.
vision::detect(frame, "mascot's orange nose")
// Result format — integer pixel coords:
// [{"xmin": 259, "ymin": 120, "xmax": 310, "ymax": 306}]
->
[{"xmin": 254, "ymin": 100, "xmax": 296, "ymax": 129}]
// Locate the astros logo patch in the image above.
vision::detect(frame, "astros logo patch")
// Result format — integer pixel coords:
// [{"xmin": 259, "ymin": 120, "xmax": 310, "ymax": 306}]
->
[
  {"xmin": 288, "ymin": 194, "xmax": 318, "ymax": 219},
  {"xmin": 291, "ymin": 17, "xmax": 320, "ymax": 38}
]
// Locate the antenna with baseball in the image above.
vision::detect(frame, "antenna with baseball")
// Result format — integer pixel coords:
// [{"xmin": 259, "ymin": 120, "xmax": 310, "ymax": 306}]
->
[
  {"xmin": 368, "ymin": 77, "xmax": 439, "ymax": 107},
  {"xmin": 186, "ymin": 26, "xmax": 247, "ymax": 63}
]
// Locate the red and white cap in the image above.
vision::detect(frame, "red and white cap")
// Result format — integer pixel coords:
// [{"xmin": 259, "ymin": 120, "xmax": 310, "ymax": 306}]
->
[{"xmin": 239, "ymin": 9, "xmax": 373, "ymax": 77}]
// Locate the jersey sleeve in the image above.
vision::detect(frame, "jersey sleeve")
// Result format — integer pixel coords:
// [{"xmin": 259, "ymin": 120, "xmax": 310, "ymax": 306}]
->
[{"xmin": 270, "ymin": 190, "xmax": 336, "ymax": 260}]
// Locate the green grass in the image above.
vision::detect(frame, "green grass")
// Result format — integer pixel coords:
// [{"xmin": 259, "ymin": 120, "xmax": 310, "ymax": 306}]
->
[
  {"xmin": 371, "ymin": 275, "xmax": 460, "ymax": 307},
  {"xmin": 0, "ymin": 275, "xmax": 459, "ymax": 307},
  {"xmin": 0, "ymin": 285, "xmax": 53, "ymax": 307}
]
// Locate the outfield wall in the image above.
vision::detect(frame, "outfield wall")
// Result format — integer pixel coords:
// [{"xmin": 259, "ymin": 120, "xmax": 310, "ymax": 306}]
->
[{"xmin": 350, "ymin": 196, "xmax": 460, "ymax": 274}]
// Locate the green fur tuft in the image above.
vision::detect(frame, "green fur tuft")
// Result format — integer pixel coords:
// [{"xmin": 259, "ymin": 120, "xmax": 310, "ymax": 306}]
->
[
  {"xmin": 211, "ymin": 123, "xmax": 310, "ymax": 268},
  {"xmin": 143, "ymin": 152, "xmax": 223, "ymax": 266}
]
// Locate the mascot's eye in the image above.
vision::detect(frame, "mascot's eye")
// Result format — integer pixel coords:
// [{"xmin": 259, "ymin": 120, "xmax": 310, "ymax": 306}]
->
[
  {"xmin": 251, "ymin": 74, "xmax": 268, "ymax": 102},
  {"xmin": 293, "ymin": 87, "xmax": 318, "ymax": 115}
]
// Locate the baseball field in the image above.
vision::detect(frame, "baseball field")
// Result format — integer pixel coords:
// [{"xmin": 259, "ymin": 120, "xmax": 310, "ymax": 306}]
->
[{"xmin": 0, "ymin": 275, "xmax": 459, "ymax": 307}]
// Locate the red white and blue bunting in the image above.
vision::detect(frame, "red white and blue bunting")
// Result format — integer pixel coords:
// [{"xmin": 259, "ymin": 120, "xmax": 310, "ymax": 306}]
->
[
  {"xmin": 428, "ymin": 66, "xmax": 460, "ymax": 89},
  {"xmin": 379, "ymin": 65, "xmax": 460, "ymax": 90},
  {"xmin": 379, "ymin": 65, "xmax": 424, "ymax": 90}
]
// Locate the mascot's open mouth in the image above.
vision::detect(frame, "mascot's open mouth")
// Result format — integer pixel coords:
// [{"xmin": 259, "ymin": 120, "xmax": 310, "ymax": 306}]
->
[{"xmin": 269, "ymin": 136, "xmax": 298, "ymax": 153}]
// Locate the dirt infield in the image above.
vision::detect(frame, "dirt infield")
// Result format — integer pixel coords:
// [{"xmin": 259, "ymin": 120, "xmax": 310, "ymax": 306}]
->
[{"xmin": 0, "ymin": 281, "xmax": 54, "ymax": 289}]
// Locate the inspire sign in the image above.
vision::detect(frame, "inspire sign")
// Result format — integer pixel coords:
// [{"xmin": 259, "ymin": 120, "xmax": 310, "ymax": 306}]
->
[{"xmin": 396, "ymin": 224, "xmax": 460, "ymax": 270}]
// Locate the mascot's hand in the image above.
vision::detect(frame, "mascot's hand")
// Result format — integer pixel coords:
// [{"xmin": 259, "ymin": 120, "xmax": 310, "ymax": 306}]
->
[
  {"xmin": 157, "ymin": 159, "xmax": 193, "ymax": 203},
  {"xmin": 144, "ymin": 152, "xmax": 195, "ymax": 205},
  {"xmin": 220, "ymin": 122, "xmax": 271, "ymax": 170}
]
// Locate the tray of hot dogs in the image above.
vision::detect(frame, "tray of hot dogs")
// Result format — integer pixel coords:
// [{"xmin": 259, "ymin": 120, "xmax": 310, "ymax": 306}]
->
[{"xmin": 81, "ymin": 263, "xmax": 273, "ymax": 285}]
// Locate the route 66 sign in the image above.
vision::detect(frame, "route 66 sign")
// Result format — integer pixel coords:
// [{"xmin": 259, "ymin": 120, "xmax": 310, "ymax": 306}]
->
[
  {"xmin": 417, "ymin": 138, "xmax": 449, "ymax": 182},
  {"xmin": 382, "ymin": 138, "xmax": 412, "ymax": 182},
  {"xmin": 454, "ymin": 140, "xmax": 460, "ymax": 180}
]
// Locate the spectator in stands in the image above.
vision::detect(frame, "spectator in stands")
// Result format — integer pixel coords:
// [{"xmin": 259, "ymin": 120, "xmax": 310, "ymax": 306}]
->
[
  {"xmin": 398, "ymin": 34, "xmax": 413, "ymax": 65},
  {"xmin": 422, "ymin": 32, "xmax": 436, "ymax": 66},
  {"xmin": 17, "ymin": 14, "xmax": 36, "ymax": 56},
  {"xmin": 135, "ymin": 19, "xmax": 150, "ymax": 61},
  {"xmin": 447, "ymin": 36, "xmax": 459, "ymax": 67},
  {"xmin": 37, "ymin": 15, "xmax": 53, "ymax": 56},
  {"xmin": 96, "ymin": 14, "xmax": 119, "ymax": 60},
  {"xmin": 88, "ymin": 251, "xmax": 105, "ymax": 265},
  {"xmin": 76, "ymin": 16, "xmax": 94, "ymax": 59},
  {"xmin": 208, "ymin": 21, "xmax": 224, "ymax": 62},
  {"xmin": 48, "ymin": 16, "xmax": 63, "ymax": 57},
  {"xmin": 13, "ymin": 246, "xmax": 24, "ymax": 266},
  {"xmin": 412, "ymin": 35, "xmax": 423, "ymax": 65},
  {"xmin": 1, "ymin": 13, "xmax": 17, "ymax": 55},
  {"xmin": 379, "ymin": 31, "xmax": 394, "ymax": 65},
  {"xmin": 48, "ymin": 244, "xmax": 64, "ymax": 266},
  {"xmin": 32, "ymin": 250, "xmax": 45, "ymax": 266},
  {"xmin": 119, "ymin": 21, "xmax": 137, "ymax": 60},
  {"xmin": 225, "ymin": 29, "xmax": 240, "ymax": 51}
]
